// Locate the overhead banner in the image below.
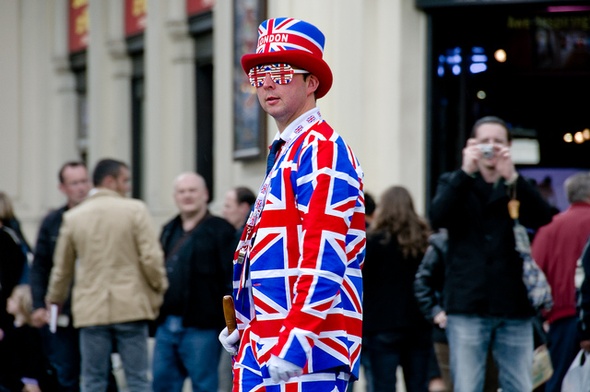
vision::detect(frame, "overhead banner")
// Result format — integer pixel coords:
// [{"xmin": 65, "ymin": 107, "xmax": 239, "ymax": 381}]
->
[
  {"xmin": 125, "ymin": 0, "xmax": 147, "ymax": 37},
  {"xmin": 69, "ymin": 0, "xmax": 88, "ymax": 53},
  {"xmin": 186, "ymin": 0, "xmax": 214, "ymax": 17}
]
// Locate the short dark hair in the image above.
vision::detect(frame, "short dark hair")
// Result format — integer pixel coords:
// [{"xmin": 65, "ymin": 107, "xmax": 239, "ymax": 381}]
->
[
  {"xmin": 58, "ymin": 161, "xmax": 87, "ymax": 184},
  {"xmin": 92, "ymin": 159, "xmax": 128, "ymax": 187},
  {"xmin": 235, "ymin": 186, "xmax": 256, "ymax": 207},
  {"xmin": 470, "ymin": 116, "xmax": 512, "ymax": 142}
]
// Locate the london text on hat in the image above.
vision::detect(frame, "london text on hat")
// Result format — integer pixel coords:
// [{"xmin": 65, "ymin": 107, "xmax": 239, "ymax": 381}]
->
[{"xmin": 241, "ymin": 17, "xmax": 333, "ymax": 98}]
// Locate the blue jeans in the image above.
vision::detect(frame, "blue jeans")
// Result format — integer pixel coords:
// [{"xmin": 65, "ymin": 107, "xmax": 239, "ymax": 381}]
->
[
  {"xmin": 446, "ymin": 315, "xmax": 533, "ymax": 392},
  {"xmin": 41, "ymin": 323, "xmax": 81, "ymax": 391},
  {"xmin": 365, "ymin": 331, "xmax": 431, "ymax": 392},
  {"xmin": 152, "ymin": 315, "xmax": 221, "ymax": 392},
  {"xmin": 79, "ymin": 321, "xmax": 150, "ymax": 392},
  {"xmin": 545, "ymin": 316, "xmax": 579, "ymax": 392}
]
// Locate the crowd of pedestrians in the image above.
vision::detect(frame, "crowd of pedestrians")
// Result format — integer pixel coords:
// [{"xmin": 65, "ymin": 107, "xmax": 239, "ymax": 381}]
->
[
  {"xmin": 1, "ymin": 131, "xmax": 590, "ymax": 392},
  {"xmin": 3, "ymin": 15, "xmax": 590, "ymax": 392}
]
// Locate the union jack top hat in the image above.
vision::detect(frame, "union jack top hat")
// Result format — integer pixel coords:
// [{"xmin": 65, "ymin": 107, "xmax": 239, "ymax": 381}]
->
[{"xmin": 241, "ymin": 17, "xmax": 333, "ymax": 98}]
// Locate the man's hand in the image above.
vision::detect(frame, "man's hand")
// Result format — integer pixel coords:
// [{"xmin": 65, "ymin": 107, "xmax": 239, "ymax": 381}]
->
[
  {"xmin": 461, "ymin": 139, "xmax": 481, "ymax": 175},
  {"xmin": 31, "ymin": 308, "xmax": 49, "ymax": 328},
  {"xmin": 434, "ymin": 310, "xmax": 447, "ymax": 329},
  {"xmin": 268, "ymin": 355, "xmax": 303, "ymax": 383},
  {"xmin": 495, "ymin": 145, "xmax": 517, "ymax": 182},
  {"xmin": 218, "ymin": 327, "xmax": 239, "ymax": 355},
  {"xmin": 22, "ymin": 383, "xmax": 42, "ymax": 392},
  {"xmin": 580, "ymin": 339, "xmax": 590, "ymax": 352}
]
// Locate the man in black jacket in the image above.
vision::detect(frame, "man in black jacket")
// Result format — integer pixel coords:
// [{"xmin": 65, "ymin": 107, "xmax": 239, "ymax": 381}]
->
[
  {"xmin": 30, "ymin": 161, "xmax": 91, "ymax": 391},
  {"xmin": 429, "ymin": 116, "xmax": 553, "ymax": 392},
  {"xmin": 152, "ymin": 172, "xmax": 235, "ymax": 392}
]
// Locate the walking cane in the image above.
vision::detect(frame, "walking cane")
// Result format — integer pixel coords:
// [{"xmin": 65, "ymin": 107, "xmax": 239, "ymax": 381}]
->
[{"xmin": 223, "ymin": 295, "xmax": 237, "ymax": 334}]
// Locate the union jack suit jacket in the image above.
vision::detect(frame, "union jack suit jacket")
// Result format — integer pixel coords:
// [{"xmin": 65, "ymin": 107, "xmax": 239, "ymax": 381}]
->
[{"xmin": 233, "ymin": 109, "xmax": 366, "ymax": 380}]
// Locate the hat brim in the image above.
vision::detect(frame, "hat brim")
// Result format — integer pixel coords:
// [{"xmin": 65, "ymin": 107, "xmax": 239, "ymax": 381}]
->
[{"xmin": 241, "ymin": 51, "xmax": 333, "ymax": 99}]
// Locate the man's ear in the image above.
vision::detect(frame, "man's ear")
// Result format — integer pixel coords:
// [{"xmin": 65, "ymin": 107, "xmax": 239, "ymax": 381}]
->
[{"xmin": 306, "ymin": 74, "xmax": 320, "ymax": 97}]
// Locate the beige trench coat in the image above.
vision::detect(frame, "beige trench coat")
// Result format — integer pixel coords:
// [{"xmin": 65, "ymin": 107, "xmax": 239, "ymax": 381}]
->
[{"xmin": 46, "ymin": 189, "xmax": 168, "ymax": 328}]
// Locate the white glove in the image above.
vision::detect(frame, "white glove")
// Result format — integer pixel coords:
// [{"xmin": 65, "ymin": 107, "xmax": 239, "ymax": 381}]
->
[
  {"xmin": 218, "ymin": 327, "xmax": 239, "ymax": 355},
  {"xmin": 268, "ymin": 354, "xmax": 303, "ymax": 383}
]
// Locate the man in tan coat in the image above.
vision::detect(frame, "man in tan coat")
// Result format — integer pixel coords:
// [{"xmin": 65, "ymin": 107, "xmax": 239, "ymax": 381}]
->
[{"xmin": 46, "ymin": 158, "xmax": 168, "ymax": 392}]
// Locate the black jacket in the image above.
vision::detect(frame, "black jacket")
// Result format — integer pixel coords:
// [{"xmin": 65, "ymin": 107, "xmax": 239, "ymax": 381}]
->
[
  {"xmin": 430, "ymin": 170, "xmax": 553, "ymax": 317},
  {"xmin": 414, "ymin": 231, "xmax": 447, "ymax": 323},
  {"xmin": 158, "ymin": 213, "xmax": 235, "ymax": 330},
  {"xmin": 0, "ymin": 228, "xmax": 26, "ymax": 330},
  {"xmin": 30, "ymin": 206, "xmax": 69, "ymax": 312},
  {"xmin": 363, "ymin": 231, "xmax": 431, "ymax": 336}
]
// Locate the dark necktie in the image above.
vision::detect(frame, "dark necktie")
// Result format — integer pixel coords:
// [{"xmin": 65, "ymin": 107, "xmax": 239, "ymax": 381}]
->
[{"xmin": 266, "ymin": 139, "xmax": 285, "ymax": 175}]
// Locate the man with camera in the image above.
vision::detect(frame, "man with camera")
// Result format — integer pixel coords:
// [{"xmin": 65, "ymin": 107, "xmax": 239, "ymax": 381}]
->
[{"xmin": 429, "ymin": 116, "xmax": 553, "ymax": 392}]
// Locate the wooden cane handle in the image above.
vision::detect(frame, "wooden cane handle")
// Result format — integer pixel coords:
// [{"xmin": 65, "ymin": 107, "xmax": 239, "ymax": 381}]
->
[{"xmin": 223, "ymin": 295, "xmax": 237, "ymax": 334}]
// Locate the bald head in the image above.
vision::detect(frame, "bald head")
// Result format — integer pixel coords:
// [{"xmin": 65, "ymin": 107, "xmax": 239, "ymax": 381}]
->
[{"xmin": 173, "ymin": 172, "xmax": 209, "ymax": 218}]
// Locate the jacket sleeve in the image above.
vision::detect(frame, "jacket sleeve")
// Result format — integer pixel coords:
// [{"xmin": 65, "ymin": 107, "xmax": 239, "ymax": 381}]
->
[
  {"xmin": 30, "ymin": 214, "xmax": 55, "ymax": 310},
  {"xmin": 46, "ymin": 218, "xmax": 76, "ymax": 305},
  {"xmin": 414, "ymin": 244, "xmax": 445, "ymax": 322},
  {"xmin": 215, "ymin": 219, "xmax": 237, "ymax": 296},
  {"xmin": 134, "ymin": 203, "xmax": 168, "ymax": 294},
  {"xmin": 513, "ymin": 175, "xmax": 553, "ymax": 230}
]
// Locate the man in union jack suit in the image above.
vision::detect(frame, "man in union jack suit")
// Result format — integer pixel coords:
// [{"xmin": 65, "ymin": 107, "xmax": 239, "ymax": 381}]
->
[{"xmin": 218, "ymin": 17, "xmax": 366, "ymax": 392}]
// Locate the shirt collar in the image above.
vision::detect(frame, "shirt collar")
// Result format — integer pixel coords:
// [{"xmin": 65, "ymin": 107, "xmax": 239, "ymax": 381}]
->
[{"xmin": 271, "ymin": 107, "xmax": 321, "ymax": 145}]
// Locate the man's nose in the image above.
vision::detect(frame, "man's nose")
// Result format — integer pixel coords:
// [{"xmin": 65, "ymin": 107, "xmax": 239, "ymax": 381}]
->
[{"xmin": 261, "ymin": 73, "xmax": 275, "ymax": 88}]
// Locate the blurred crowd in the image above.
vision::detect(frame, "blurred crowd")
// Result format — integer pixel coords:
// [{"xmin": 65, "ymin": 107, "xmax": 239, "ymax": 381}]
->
[{"xmin": 2, "ymin": 117, "xmax": 590, "ymax": 392}]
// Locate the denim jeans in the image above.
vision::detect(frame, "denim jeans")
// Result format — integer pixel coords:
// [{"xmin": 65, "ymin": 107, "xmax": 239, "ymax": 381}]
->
[
  {"xmin": 446, "ymin": 314, "xmax": 533, "ymax": 392},
  {"xmin": 545, "ymin": 316, "xmax": 579, "ymax": 392},
  {"xmin": 79, "ymin": 321, "xmax": 150, "ymax": 392},
  {"xmin": 42, "ymin": 323, "xmax": 81, "ymax": 391},
  {"xmin": 365, "ymin": 331, "xmax": 431, "ymax": 392},
  {"xmin": 152, "ymin": 315, "xmax": 221, "ymax": 392}
]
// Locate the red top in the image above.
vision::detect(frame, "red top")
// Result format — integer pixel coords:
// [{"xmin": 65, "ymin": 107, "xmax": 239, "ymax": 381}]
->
[{"xmin": 532, "ymin": 202, "xmax": 590, "ymax": 323}]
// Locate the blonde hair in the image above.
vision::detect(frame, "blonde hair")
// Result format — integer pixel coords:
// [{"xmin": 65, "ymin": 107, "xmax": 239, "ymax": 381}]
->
[{"xmin": 8, "ymin": 284, "xmax": 33, "ymax": 325}]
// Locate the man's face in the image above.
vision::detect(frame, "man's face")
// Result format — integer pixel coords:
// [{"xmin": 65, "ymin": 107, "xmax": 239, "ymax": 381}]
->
[
  {"xmin": 59, "ymin": 166, "xmax": 91, "ymax": 207},
  {"xmin": 174, "ymin": 174, "xmax": 208, "ymax": 216},
  {"xmin": 252, "ymin": 63, "xmax": 317, "ymax": 128},
  {"xmin": 113, "ymin": 167, "xmax": 131, "ymax": 196},
  {"xmin": 475, "ymin": 123, "xmax": 510, "ymax": 165},
  {"xmin": 222, "ymin": 190, "xmax": 246, "ymax": 229}
]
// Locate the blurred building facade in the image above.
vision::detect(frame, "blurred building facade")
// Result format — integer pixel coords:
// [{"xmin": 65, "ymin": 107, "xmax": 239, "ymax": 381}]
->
[
  {"xmin": 0, "ymin": 0, "xmax": 427, "ymax": 241},
  {"xmin": 2, "ymin": 0, "xmax": 589, "ymax": 243}
]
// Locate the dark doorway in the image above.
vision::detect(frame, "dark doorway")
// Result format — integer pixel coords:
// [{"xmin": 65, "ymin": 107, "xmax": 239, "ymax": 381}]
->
[
  {"xmin": 426, "ymin": 4, "xmax": 590, "ymax": 210},
  {"xmin": 194, "ymin": 31, "xmax": 214, "ymax": 200}
]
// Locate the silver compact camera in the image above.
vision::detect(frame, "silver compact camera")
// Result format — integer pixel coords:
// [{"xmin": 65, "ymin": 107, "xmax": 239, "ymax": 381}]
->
[{"xmin": 479, "ymin": 144, "xmax": 494, "ymax": 159}]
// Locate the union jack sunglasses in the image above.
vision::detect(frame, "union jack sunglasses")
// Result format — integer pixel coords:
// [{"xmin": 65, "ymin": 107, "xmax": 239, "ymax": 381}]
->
[{"xmin": 248, "ymin": 63, "xmax": 308, "ymax": 87}]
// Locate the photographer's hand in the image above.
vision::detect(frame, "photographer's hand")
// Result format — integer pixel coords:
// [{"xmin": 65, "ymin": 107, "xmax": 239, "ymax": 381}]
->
[
  {"xmin": 496, "ymin": 145, "xmax": 517, "ymax": 183},
  {"xmin": 461, "ymin": 138, "xmax": 481, "ymax": 175}
]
